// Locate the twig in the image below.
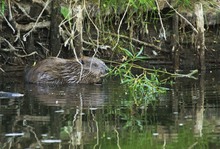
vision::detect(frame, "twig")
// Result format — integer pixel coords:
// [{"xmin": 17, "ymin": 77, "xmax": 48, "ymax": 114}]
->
[
  {"xmin": 32, "ymin": 0, "xmax": 51, "ymax": 13},
  {"xmin": 108, "ymin": 59, "xmax": 198, "ymax": 79},
  {"xmin": 17, "ymin": 21, "xmax": 50, "ymax": 32},
  {"xmin": 70, "ymin": 35, "xmax": 83, "ymax": 83},
  {"xmin": 2, "ymin": 38, "xmax": 18, "ymax": 52},
  {"xmin": 83, "ymin": 40, "xmax": 111, "ymax": 50},
  {"xmin": 155, "ymin": 0, "xmax": 166, "ymax": 40},
  {"xmin": 83, "ymin": 0, "xmax": 102, "ymax": 74},
  {"xmin": 58, "ymin": 2, "xmax": 84, "ymax": 83},
  {"xmin": 92, "ymin": 108, "xmax": 99, "ymax": 149},
  {"xmin": 0, "ymin": 11, "xmax": 15, "ymax": 33},
  {"xmin": 29, "ymin": 126, "xmax": 43, "ymax": 148},
  {"xmin": 173, "ymin": 69, "xmax": 198, "ymax": 79},
  {"xmin": 8, "ymin": 0, "xmax": 13, "ymax": 21},
  {"xmin": 105, "ymin": 32, "xmax": 169, "ymax": 53},
  {"xmin": 112, "ymin": 2, "xmax": 130, "ymax": 51},
  {"xmin": 1, "ymin": 37, "xmax": 37, "ymax": 57},
  {"xmin": 36, "ymin": 42, "xmax": 50, "ymax": 55},
  {"xmin": 114, "ymin": 127, "xmax": 121, "ymax": 149},
  {"xmin": 23, "ymin": 0, "xmax": 51, "ymax": 41},
  {"xmin": 14, "ymin": 2, "xmax": 36, "ymax": 21},
  {"xmin": 188, "ymin": 141, "xmax": 198, "ymax": 149},
  {"xmin": 83, "ymin": 0, "xmax": 100, "ymax": 57},
  {"xmin": 14, "ymin": 51, "xmax": 38, "ymax": 58},
  {"xmin": 163, "ymin": 137, "xmax": 166, "ymax": 149},
  {"xmin": 22, "ymin": 121, "xmax": 43, "ymax": 148},
  {"xmin": 0, "ymin": 67, "xmax": 5, "ymax": 73},
  {"xmin": 164, "ymin": 0, "xmax": 198, "ymax": 34},
  {"xmin": 71, "ymin": 4, "xmax": 84, "ymax": 83}
]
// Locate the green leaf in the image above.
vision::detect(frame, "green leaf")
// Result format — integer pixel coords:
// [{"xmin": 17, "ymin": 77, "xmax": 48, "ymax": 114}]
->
[
  {"xmin": 61, "ymin": 6, "xmax": 71, "ymax": 19},
  {"xmin": 129, "ymin": 0, "xmax": 138, "ymax": 9},
  {"xmin": 121, "ymin": 48, "xmax": 134, "ymax": 58},
  {"xmin": 136, "ymin": 47, "xmax": 143, "ymax": 57}
]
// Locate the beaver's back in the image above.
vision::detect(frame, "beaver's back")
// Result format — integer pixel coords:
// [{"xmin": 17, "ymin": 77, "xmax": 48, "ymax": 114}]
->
[{"xmin": 25, "ymin": 57, "xmax": 108, "ymax": 84}]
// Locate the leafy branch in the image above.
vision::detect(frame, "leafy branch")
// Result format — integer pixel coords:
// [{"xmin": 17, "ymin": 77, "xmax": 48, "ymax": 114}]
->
[
  {"xmin": 109, "ymin": 47, "xmax": 167, "ymax": 105},
  {"xmin": 108, "ymin": 47, "xmax": 198, "ymax": 105}
]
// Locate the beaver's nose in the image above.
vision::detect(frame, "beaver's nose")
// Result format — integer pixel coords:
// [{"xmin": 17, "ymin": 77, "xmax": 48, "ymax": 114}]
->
[{"xmin": 100, "ymin": 65, "xmax": 109, "ymax": 77}]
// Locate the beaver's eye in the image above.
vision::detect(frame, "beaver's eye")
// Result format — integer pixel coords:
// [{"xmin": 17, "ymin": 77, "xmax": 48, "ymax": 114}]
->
[
  {"xmin": 81, "ymin": 60, "xmax": 84, "ymax": 65},
  {"xmin": 93, "ymin": 63, "xmax": 98, "ymax": 67}
]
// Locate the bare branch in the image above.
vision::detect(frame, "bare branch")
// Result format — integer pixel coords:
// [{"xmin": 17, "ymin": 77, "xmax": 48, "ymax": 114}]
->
[
  {"xmin": 14, "ymin": 51, "xmax": 38, "ymax": 58},
  {"xmin": 16, "ymin": 21, "xmax": 50, "ymax": 32},
  {"xmin": 23, "ymin": 0, "xmax": 51, "ymax": 41},
  {"xmin": 112, "ymin": 2, "xmax": 130, "ymax": 51},
  {"xmin": 0, "ymin": 11, "xmax": 15, "ymax": 33},
  {"xmin": 14, "ymin": 2, "xmax": 36, "ymax": 21},
  {"xmin": 155, "ymin": 0, "xmax": 166, "ymax": 40},
  {"xmin": 1, "ymin": 38, "xmax": 18, "ymax": 52},
  {"xmin": 0, "ymin": 67, "xmax": 5, "ymax": 73}
]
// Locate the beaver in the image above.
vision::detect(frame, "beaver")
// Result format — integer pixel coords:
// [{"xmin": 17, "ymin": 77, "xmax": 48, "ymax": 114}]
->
[{"xmin": 25, "ymin": 57, "xmax": 108, "ymax": 84}]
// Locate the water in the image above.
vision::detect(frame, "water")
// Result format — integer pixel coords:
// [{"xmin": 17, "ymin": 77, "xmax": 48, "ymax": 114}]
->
[{"xmin": 0, "ymin": 70, "xmax": 220, "ymax": 148}]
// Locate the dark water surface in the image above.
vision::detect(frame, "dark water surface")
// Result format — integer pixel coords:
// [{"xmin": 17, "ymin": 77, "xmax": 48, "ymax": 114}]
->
[{"xmin": 0, "ymin": 70, "xmax": 220, "ymax": 149}]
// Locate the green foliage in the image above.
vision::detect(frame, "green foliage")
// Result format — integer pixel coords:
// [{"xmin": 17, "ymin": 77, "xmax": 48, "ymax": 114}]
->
[
  {"xmin": 1, "ymin": 0, "xmax": 5, "ymax": 13},
  {"xmin": 100, "ymin": 0, "xmax": 194, "ymax": 15},
  {"xmin": 129, "ymin": 0, "xmax": 157, "ymax": 10},
  {"xmin": 101, "ymin": 0, "xmax": 157, "ymax": 13},
  {"xmin": 109, "ymin": 47, "xmax": 167, "ymax": 105},
  {"xmin": 177, "ymin": 0, "xmax": 191, "ymax": 8}
]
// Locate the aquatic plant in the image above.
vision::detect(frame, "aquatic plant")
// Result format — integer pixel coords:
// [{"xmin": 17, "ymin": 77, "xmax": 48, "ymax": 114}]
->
[{"xmin": 109, "ymin": 47, "xmax": 167, "ymax": 105}]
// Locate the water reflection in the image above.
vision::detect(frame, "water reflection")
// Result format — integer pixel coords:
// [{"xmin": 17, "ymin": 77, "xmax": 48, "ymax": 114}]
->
[
  {"xmin": 25, "ymin": 84, "xmax": 108, "ymax": 108},
  {"xmin": 23, "ymin": 82, "xmax": 119, "ymax": 148},
  {"xmin": 194, "ymin": 71, "xmax": 205, "ymax": 136},
  {"xmin": 1, "ymin": 71, "xmax": 220, "ymax": 148}
]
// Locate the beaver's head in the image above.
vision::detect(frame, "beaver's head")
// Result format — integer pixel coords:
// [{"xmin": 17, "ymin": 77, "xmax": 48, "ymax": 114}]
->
[{"xmin": 78, "ymin": 57, "xmax": 108, "ymax": 84}]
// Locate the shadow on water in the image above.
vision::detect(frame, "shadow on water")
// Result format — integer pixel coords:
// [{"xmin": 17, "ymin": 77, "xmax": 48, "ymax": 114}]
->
[{"xmin": 1, "ymin": 70, "xmax": 220, "ymax": 148}]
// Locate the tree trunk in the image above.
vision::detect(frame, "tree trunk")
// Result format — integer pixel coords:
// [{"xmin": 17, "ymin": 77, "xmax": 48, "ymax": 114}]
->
[
  {"xmin": 172, "ymin": 12, "xmax": 179, "ymax": 72},
  {"xmin": 49, "ymin": 0, "xmax": 61, "ymax": 56},
  {"xmin": 194, "ymin": 3, "xmax": 205, "ymax": 71}
]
